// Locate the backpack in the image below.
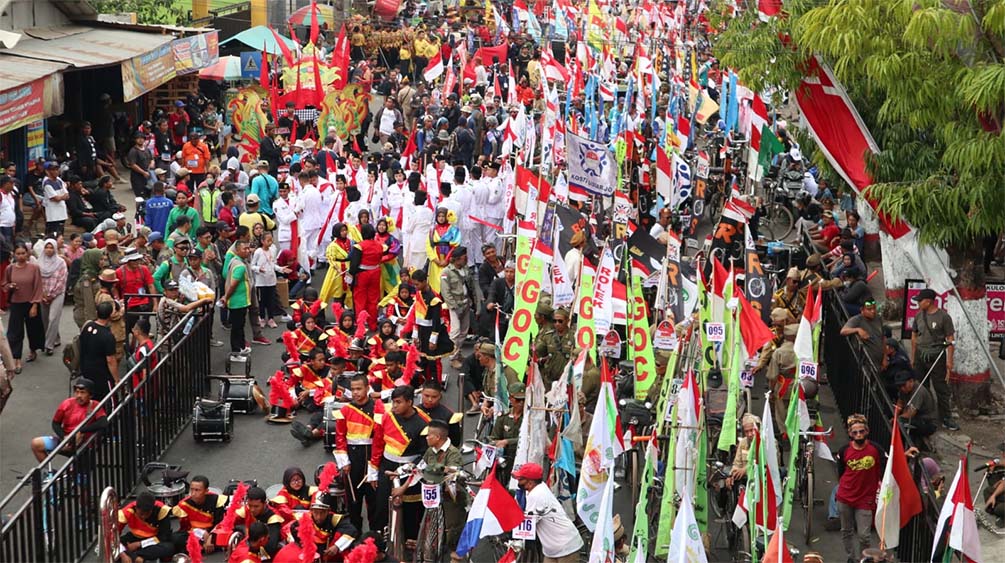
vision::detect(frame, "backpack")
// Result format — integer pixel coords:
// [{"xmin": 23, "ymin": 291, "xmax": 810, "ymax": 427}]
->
[{"xmin": 63, "ymin": 333, "xmax": 81, "ymax": 376}]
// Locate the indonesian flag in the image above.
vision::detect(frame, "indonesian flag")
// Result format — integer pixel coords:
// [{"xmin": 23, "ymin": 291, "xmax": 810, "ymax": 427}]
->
[
  {"xmin": 540, "ymin": 42, "xmax": 570, "ymax": 83},
  {"xmin": 614, "ymin": 16, "xmax": 629, "ymax": 36},
  {"xmin": 933, "ymin": 457, "xmax": 984, "ymax": 563},
  {"xmin": 676, "ymin": 114, "xmax": 691, "ymax": 151},
  {"xmin": 763, "ymin": 521, "xmax": 795, "ymax": 563},
  {"xmin": 874, "ymin": 414, "xmax": 923, "ymax": 549},
  {"xmin": 736, "ymin": 290, "xmax": 775, "ymax": 359},
  {"xmin": 576, "ymin": 359, "xmax": 625, "ymax": 531},
  {"xmin": 749, "ymin": 94, "xmax": 769, "ymax": 152},
  {"xmin": 423, "ymin": 51, "xmax": 445, "ymax": 83},
  {"xmin": 655, "ymin": 147, "xmax": 672, "ymax": 201},
  {"xmin": 758, "ymin": 0, "xmax": 783, "ymax": 21},
  {"xmin": 793, "ymin": 283, "xmax": 821, "ymax": 363},
  {"xmin": 441, "ymin": 56, "xmax": 456, "ymax": 98}
]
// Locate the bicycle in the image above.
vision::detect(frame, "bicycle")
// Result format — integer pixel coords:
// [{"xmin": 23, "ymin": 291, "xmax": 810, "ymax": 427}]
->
[
  {"xmin": 796, "ymin": 427, "xmax": 832, "ymax": 544},
  {"xmin": 708, "ymin": 462, "xmax": 748, "ymax": 562}
]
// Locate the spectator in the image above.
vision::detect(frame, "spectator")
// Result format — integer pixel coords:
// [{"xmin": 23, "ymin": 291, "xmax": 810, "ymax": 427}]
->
[
  {"xmin": 181, "ymin": 130, "xmax": 211, "ymax": 187},
  {"xmin": 895, "ymin": 371, "xmax": 939, "ymax": 445},
  {"xmin": 2, "ymin": 242, "xmax": 44, "ymax": 373},
  {"xmin": 238, "ymin": 194, "xmax": 276, "ymax": 233},
  {"xmin": 30, "ymin": 377, "xmax": 108, "ymax": 462},
  {"xmin": 839, "ymin": 299, "xmax": 884, "ymax": 370},
  {"xmin": 0, "ymin": 175, "xmax": 16, "ymax": 242},
  {"xmin": 43, "ymin": 167, "xmax": 70, "ymax": 238},
  {"xmin": 80, "ymin": 301, "xmax": 119, "ymax": 400},
  {"xmin": 66, "ymin": 175, "xmax": 99, "ymax": 231},
  {"xmin": 167, "ymin": 214, "xmax": 194, "ymax": 251},
  {"xmin": 38, "ymin": 238, "xmax": 67, "ymax": 355},
  {"xmin": 116, "ymin": 248, "xmax": 156, "ymax": 339},
  {"xmin": 145, "ymin": 182, "xmax": 174, "ymax": 236},
  {"xmin": 125, "ymin": 131, "xmax": 153, "ymax": 198},
  {"xmin": 156, "ymin": 279, "xmax": 212, "ymax": 340},
  {"xmin": 223, "ymin": 240, "xmax": 253, "ymax": 362},
  {"xmin": 252, "ymin": 232, "xmax": 288, "ymax": 328},
  {"xmin": 249, "ymin": 161, "xmax": 279, "ymax": 217},
  {"xmin": 834, "ymin": 414, "xmax": 885, "ymax": 562},
  {"xmin": 94, "ymin": 269, "xmax": 126, "ymax": 361},
  {"xmin": 909, "ymin": 288, "xmax": 959, "ymax": 431},
  {"xmin": 166, "ymin": 190, "xmax": 200, "ymax": 235},
  {"xmin": 0, "ymin": 317, "xmax": 15, "ymax": 414},
  {"xmin": 153, "ymin": 236, "xmax": 191, "ymax": 292},
  {"xmin": 837, "ymin": 269, "xmax": 871, "ymax": 316},
  {"xmin": 217, "ymin": 191, "xmax": 237, "ymax": 230},
  {"xmin": 128, "ymin": 317, "xmax": 157, "ymax": 391},
  {"xmin": 195, "ymin": 166, "xmax": 221, "ymax": 226}
]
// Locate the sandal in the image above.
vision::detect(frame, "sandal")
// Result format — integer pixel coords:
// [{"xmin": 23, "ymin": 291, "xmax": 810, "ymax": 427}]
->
[{"xmin": 26, "ymin": 352, "xmax": 36, "ymax": 363}]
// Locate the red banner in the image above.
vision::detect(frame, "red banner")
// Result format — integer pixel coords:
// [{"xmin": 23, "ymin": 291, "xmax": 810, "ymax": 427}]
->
[{"xmin": 0, "ymin": 78, "xmax": 44, "ymax": 135}]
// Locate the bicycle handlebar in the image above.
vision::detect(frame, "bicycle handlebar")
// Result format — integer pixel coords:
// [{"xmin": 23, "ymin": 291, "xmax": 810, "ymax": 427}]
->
[{"xmin": 800, "ymin": 427, "xmax": 833, "ymax": 437}]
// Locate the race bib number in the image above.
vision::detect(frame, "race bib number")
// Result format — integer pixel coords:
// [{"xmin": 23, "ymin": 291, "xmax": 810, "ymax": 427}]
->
[
  {"xmin": 193, "ymin": 528, "xmax": 207, "ymax": 539},
  {"xmin": 705, "ymin": 322, "xmax": 726, "ymax": 343},
  {"xmin": 740, "ymin": 370, "xmax": 754, "ymax": 388},
  {"xmin": 482, "ymin": 445, "xmax": 498, "ymax": 467},
  {"xmin": 512, "ymin": 515, "xmax": 536, "ymax": 540},
  {"xmin": 186, "ymin": 159, "xmax": 199, "ymax": 168},
  {"xmin": 421, "ymin": 483, "xmax": 441, "ymax": 508},
  {"xmin": 799, "ymin": 361, "xmax": 818, "ymax": 381},
  {"xmin": 140, "ymin": 538, "xmax": 159, "ymax": 548},
  {"xmin": 664, "ymin": 377, "xmax": 684, "ymax": 418}
]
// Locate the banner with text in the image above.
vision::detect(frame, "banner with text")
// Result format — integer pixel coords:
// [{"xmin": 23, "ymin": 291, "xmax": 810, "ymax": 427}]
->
[
  {"xmin": 122, "ymin": 43, "xmax": 177, "ymax": 102},
  {"xmin": 567, "ymin": 133, "xmax": 617, "ymax": 196},
  {"xmin": 172, "ymin": 31, "xmax": 219, "ymax": 74}
]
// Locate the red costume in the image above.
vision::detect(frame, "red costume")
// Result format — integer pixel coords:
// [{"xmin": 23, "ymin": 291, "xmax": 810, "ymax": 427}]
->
[{"xmin": 351, "ymin": 239, "xmax": 383, "ymax": 330}]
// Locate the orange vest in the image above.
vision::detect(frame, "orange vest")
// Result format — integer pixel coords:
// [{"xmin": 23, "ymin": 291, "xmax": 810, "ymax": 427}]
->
[
  {"xmin": 118, "ymin": 500, "xmax": 170, "ymax": 538},
  {"xmin": 171, "ymin": 494, "xmax": 228, "ymax": 530}
]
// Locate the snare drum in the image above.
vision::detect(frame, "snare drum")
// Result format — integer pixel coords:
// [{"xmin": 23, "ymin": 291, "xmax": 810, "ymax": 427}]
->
[
  {"xmin": 322, "ymin": 404, "xmax": 339, "ymax": 452},
  {"xmin": 220, "ymin": 377, "xmax": 257, "ymax": 414},
  {"xmin": 192, "ymin": 399, "xmax": 233, "ymax": 442},
  {"xmin": 147, "ymin": 482, "xmax": 187, "ymax": 506}
]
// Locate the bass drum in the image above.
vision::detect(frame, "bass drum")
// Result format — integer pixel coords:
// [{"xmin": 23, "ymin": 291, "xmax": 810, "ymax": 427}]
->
[
  {"xmin": 220, "ymin": 377, "xmax": 257, "ymax": 414},
  {"xmin": 321, "ymin": 401, "xmax": 344, "ymax": 453},
  {"xmin": 192, "ymin": 399, "xmax": 233, "ymax": 442}
]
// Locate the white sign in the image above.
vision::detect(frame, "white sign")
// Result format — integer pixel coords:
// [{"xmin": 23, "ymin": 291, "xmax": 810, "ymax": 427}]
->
[
  {"xmin": 654, "ymin": 321, "xmax": 678, "ymax": 351},
  {"xmin": 740, "ymin": 369, "xmax": 754, "ymax": 388},
  {"xmin": 799, "ymin": 360, "xmax": 818, "ymax": 381},
  {"xmin": 513, "ymin": 515, "xmax": 537, "ymax": 540},
  {"xmin": 482, "ymin": 444, "xmax": 498, "ymax": 468},
  {"xmin": 696, "ymin": 151, "xmax": 710, "ymax": 179},
  {"xmin": 567, "ymin": 133, "xmax": 617, "ymax": 196},
  {"xmin": 421, "ymin": 483, "xmax": 441, "ymax": 508},
  {"xmin": 664, "ymin": 377, "xmax": 684, "ymax": 417},
  {"xmin": 705, "ymin": 322, "xmax": 726, "ymax": 343}
]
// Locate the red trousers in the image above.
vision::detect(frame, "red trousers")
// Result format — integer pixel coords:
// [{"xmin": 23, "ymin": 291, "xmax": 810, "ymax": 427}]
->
[{"xmin": 354, "ymin": 268, "xmax": 380, "ymax": 330}]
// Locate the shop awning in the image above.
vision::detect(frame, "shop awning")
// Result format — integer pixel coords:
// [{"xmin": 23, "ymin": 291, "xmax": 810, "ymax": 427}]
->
[
  {"xmin": 220, "ymin": 26, "xmax": 299, "ymax": 56},
  {"xmin": 2, "ymin": 26, "xmax": 175, "ymax": 68},
  {"xmin": 0, "ymin": 55, "xmax": 68, "ymax": 92}
]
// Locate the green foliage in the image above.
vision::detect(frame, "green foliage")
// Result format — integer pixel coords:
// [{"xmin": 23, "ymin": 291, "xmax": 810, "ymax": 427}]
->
[
  {"xmin": 712, "ymin": 0, "xmax": 1005, "ymax": 247},
  {"xmin": 91, "ymin": 0, "xmax": 189, "ymax": 26}
]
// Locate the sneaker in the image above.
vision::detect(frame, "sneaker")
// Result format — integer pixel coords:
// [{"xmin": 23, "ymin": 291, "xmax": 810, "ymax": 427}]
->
[
  {"xmin": 239, "ymin": 347, "xmax": 252, "ymax": 355},
  {"xmin": 253, "ymin": 336, "xmax": 271, "ymax": 346},
  {"xmin": 280, "ymin": 315, "xmax": 292, "ymax": 322},
  {"xmin": 267, "ymin": 319, "xmax": 278, "ymax": 328},
  {"xmin": 210, "ymin": 340, "xmax": 224, "ymax": 347},
  {"xmin": 229, "ymin": 354, "xmax": 244, "ymax": 362},
  {"xmin": 290, "ymin": 422, "xmax": 314, "ymax": 446},
  {"xmin": 258, "ymin": 318, "xmax": 266, "ymax": 328},
  {"xmin": 942, "ymin": 418, "xmax": 960, "ymax": 431},
  {"xmin": 221, "ymin": 324, "xmax": 231, "ymax": 331}
]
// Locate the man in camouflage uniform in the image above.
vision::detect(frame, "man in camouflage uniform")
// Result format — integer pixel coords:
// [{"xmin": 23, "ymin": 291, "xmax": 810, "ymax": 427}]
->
[
  {"xmin": 533, "ymin": 302, "xmax": 555, "ymax": 377},
  {"xmin": 440, "ymin": 246, "xmax": 480, "ymax": 369},
  {"xmin": 537, "ymin": 307, "xmax": 576, "ymax": 388},
  {"xmin": 490, "ymin": 381, "xmax": 525, "ymax": 485}
]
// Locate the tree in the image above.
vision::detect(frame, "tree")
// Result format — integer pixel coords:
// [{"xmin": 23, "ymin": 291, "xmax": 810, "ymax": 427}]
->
[
  {"xmin": 91, "ymin": 0, "xmax": 189, "ymax": 26},
  {"xmin": 712, "ymin": 0, "xmax": 1005, "ymax": 409}
]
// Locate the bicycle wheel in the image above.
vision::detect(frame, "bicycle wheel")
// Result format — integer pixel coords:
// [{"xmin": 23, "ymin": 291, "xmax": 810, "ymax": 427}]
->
[{"xmin": 764, "ymin": 203, "xmax": 794, "ymax": 240}]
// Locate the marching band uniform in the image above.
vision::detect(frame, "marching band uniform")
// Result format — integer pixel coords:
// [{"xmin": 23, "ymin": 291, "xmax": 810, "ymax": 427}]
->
[
  {"xmin": 118, "ymin": 497, "xmax": 175, "ymax": 562},
  {"xmin": 171, "ymin": 491, "xmax": 229, "ymax": 548},
  {"xmin": 290, "ymin": 510, "xmax": 357, "ymax": 561},
  {"xmin": 333, "ymin": 397, "xmax": 380, "ymax": 532},
  {"xmin": 233, "ymin": 504, "xmax": 283, "ymax": 558},
  {"xmin": 369, "ymin": 405, "xmax": 430, "ymax": 543}
]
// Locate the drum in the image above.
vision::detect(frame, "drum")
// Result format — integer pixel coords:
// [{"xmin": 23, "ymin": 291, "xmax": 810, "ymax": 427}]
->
[
  {"xmin": 220, "ymin": 377, "xmax": 257, "ymax": 414},
  {"xmin": 147, "ymin": 482, "xmax": 187, "ymax": 506},
  {"xmin": 268, "ymin": 405, "xmax": 294, "ymax": 423},
  {"xmin": 322, "ymin": 404, "xmax": 339, "ymax": 452},
  {"xmin": 192, "ymin": 399, "xmax": 233, "ymax": 442}
]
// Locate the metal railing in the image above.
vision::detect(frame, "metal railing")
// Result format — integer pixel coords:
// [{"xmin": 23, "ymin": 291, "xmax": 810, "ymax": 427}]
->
[
  {"xmin": 0, "ymin": 307, "xmax": 212, "ymax": 563},
  {"xmin": 821, "ymin": 296, "xmax": 941, "ymax": 563}
]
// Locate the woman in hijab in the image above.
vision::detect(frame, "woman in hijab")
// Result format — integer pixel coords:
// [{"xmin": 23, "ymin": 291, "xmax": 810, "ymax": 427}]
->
[
  {"xmin": 374, "ymin": 217, "xmax": 401, "ymax": 298},
  {"xmin": 319, "ymin": 222, "xmax": 353, "ymax": 306},
  {"xmin": 37, "ymin": 239, "xmax": 67, "ymax": 355},
  {"xmin": 270, "ymin": 466, "xmax": 317, "ymax": 525},
  {"xmin": 425, "ymin": 207, "xmax": 460, "ymax": 294}
]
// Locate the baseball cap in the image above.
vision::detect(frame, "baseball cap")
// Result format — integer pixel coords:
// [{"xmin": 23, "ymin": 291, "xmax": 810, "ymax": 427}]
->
[
  {"xmin": 913, "ymin": 288, "xmax": 937, "ymax": 301},
  {"xmin": 73, "ymin": 377, "xmax": 95, "ymax": 393},
  {"xmin": 43, "ymin": 161, "xmax": 59, "ymax": 170},
  {"xmin": 112, "ymin": 212, "xmax": 126, "ymax": 221},
  {"xmin": 148, "ymin": 231, "xmax": 163, "ymax": 243},
  {"xmin": 512, "ymin": 463, "xmax": 543, "ymax": 480},
  {"xmin": 246, "ymin": 193, "xmax": 260, "ymax": 204},
  {"xmin": 163, "ymin": 279, "xmax": 179, "ymax": 290}
]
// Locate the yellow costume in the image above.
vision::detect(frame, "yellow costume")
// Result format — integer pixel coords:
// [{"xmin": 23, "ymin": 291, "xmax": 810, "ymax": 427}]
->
[{"xmin": 319, "ymin": 239, "xmax": 353, "ymax": 304}]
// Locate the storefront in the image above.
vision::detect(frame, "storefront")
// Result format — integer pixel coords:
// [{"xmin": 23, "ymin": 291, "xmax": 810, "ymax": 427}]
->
[{"xmin": 0, "ymin": 24, "xmax": 219, "ymax": 171}]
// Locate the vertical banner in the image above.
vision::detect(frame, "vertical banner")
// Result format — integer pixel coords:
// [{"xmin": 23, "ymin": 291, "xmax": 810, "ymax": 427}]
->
[
  {"xmin": 629, "ymin": 273, "xmax": 658, "ymax": 399},
  {"xmin": 503, "ymin": 234, "xmax": 542, "ymax": 379},
  {"xmin": 743, "ymin": 227, "xmax": 772, "ymax": 324},
  {"xmin": 667, "ymin": 231, "xmax": 684, "ymax": 323},
  {"xmin": 593, "ymin": 245, "xmax": 616, "ymax": 335},
  {"xmin": 26, "ymin": 120, "xmax": 46, "ymax": 163},
  {"xmin": 575, "ymin": 262, "xmax": 597, "ymax": 364}
]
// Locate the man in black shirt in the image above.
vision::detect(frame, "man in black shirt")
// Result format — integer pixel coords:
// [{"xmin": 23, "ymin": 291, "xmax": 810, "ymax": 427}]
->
[
  {"xmin": 66, "ymin": 176, "xmax": 99, "ymax": 231},
  {"xmin": 126, "ymin": 131, "xmax": 153, "ymax": 198},
  {"xmin": 79, "ymin": 301, "xmax": 118, "ymax": 400},
  {"xmin": 276, "ymin": 102, "xmax": 301, "ymax": 140}
]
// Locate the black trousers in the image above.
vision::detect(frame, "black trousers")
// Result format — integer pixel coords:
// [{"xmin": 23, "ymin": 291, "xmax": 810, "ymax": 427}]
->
[
  {"xmin": 346, "ymin": 445, "xmax": 378, "ymax": 533},
  {"xmin": 228, "ymin": 306, "xmax": 247, "ymax": 353},
  {"xmin": 7, "ymin": 301, "xmax": 44, "ymax": 359},
  {"xmin": 120, "ymin": 532, "xmax": 174, "ymax": 561},
  {"xmin": 44, "ymin": 221, "xmax": 65, "ymax": 237},
  {"xmin": 257, "ymin": 285, "xmax": 284, "ymax": 319},
  {"xmin": 374, "ymin": 458, "xmax": 424, "ymax": 541}
]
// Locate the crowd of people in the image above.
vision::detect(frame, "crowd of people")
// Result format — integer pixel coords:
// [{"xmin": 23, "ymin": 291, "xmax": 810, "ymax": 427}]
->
[{"xmin": 7, "ymin": 1, "xmax": 1005, "ymax": 562}]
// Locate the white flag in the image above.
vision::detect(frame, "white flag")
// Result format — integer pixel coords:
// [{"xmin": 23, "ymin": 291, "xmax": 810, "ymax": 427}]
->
[
  {"xmin": 592, "ymin": 245, "xmax": 616, "ymax": 335},
  {"xmin": 551, "ymin": 250, "xmax": 575, "ymax": 308},
  {"xmin": 587, "ymin": 468, "xmax": 617, "ymax": 563},
  {"xmin": 667, "ymin": 485, "xmax": 708, "ymax": 563}
]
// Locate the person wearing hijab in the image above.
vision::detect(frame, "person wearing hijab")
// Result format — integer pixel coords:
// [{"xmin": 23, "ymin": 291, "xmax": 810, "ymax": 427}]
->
[
  {"xmin": 374, "ymin": 217, "xmax": 401, "ymax": 298},
  {"xmin": 319, "ymin": 223, "xmax": 353, "ymax": 306},
  {"xmin": 37, "ymin": 239, "xmax": 67, "ymax": 355},
  {"xmin": 270, "ymin": 466, "xmax": 317, "ymax": 525},
  {"xmin": 425, "ymin": 207, "xmax": 460, "ymax": 294}
]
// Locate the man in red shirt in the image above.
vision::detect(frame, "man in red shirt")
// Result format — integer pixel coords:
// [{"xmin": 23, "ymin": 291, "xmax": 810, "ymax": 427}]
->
[
  {"xmin": 812, "ymin": 210, "xmax": 842, "ymax": 252},
  {"xmin": 116, "ymin": 248, "xmax": 157, "ymax": 340},
  {"xmin": 30, "ymin": 378, "xmax": 108, "ymax": 462},
  {"xmin": 834, "ymin": 413, "xmax": 886, "ymax": 562}
]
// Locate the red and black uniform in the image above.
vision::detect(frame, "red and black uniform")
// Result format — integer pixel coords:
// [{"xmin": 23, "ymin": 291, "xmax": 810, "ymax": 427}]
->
[
  {"xmin": 290, "ymin": 512, "xmax": 359, "ymax": 561},
  {"xmin": 291, "ymin": 363, "xmax": 332, "ymax": 411},
  {"xmin": 233, "ymin": 505, "xmax": 283, "ymax": 558},
  {"xmin": 350, "ymin": 238, "xmax": 384, "ymax": 331},
  {"xmin": 382, "ymin": 294, "xmax": 413, "ymax": 331},
  {"xmin": 118, "ymin": 499, "xmax": 174, "ymax": 561},
  {"xmin": 403, "ymin": 287, "xmax": 454, "ymax": 384},
  {"xmin": 417, "ymin": 402, "xmax": 463, "ymax": 447},
  {"xmin": 291, "ymin": 297, "xmax": 326, "ymax": 326},
  {"xmin": 370, "ymin": 407, "xmax": 430, "ymax": 542},
  {"xmin": 332, "ymin": 398, "xmax": 381, "ymax": 532},
  {"xmin": 171, "ymin": 492, "xmax": 229, "ymax": 547},
  {"xmin": 270, "ymin": 467, "xmax": 318, "ymax": 526},
  {"xmin": 282, "ymin": 327, "xmax": 319, "ymax": 362},
  {"xmin": 366, "ymin": 358, "xmax": 400, "ymax": 395}
]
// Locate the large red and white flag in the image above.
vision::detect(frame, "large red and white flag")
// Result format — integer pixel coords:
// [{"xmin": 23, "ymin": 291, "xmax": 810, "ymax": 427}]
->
[
  {"xmin": 749, "ymin": 93, "xmax": 769, "ymax": 152},
  {"xmin": 796, "ymin": 56, "xmax": 910, "ymax": 239},
  {"xmin": 423, "ymin": 51, "xmax": 444, "ymax": 83},
  {"xmin": 758, "ymin": 0, "xmax": 782, "ymax": 20},
  {"xmin": 874, "ymin": 415, "xmax": 923, "ymax": 549},
  {"xmin": 540, "ymin": 42, "xmax": 570, "ymax": 83},
  {"xmin": 933, "ymin": 457, "xmax": 984, "ymax": 563},
  {"xmin": 793, "ymin": 283, "xmax": 820, "ymax": 363},
  {"xmin": 655, "ymin": 148, "xmax": 672, "ymax": 201}
]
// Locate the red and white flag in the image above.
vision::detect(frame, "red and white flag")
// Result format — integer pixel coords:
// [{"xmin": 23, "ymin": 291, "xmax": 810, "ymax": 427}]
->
[
  {"xmin": 749, "ymin": 94, "xmax": 769, "ymax": 152},
  {"xmin": 933, "ymin": 457, "xmax": 984, "ymax": 563},
  {"xmin": 540, "ymin": 42, "xmax": 570, "ymax": 83},
  {"xmin": 655, "ymin": 148, "xmax": 672, "ymax": 201},
  {"xmin": 423, "ymin": 51, "xmax": 445, "ymax": 83},
  {"xmin": 758, "ymin": 0, "xmax": 782, "ymax": 21},
  {"xmin": 874, "ymin": 413, "xmax": 923, "ymax": 549}
]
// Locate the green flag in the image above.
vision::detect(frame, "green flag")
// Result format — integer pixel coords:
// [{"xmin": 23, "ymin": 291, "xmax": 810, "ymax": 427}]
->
[
  {"xmin": 757, "ymin": 124, "xmax": 784, "ymax": 169},
  {"xmin": 717, "ymin": 305, "xmax": 743, "ymax": 452},
  {"xmin": 782, "ymin": 381, "xmax": 801, "ymax": 529},
  {"xmin": 746, "ymin": 433, "xmax": 762, "ymax": 563},
  {"xmin": 627, "ymin": 435, "xmax": 658, "ymax": 562},
  {"xmin": 502, "ymin": 234, "xmax": 541, "ymax": 379}
]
